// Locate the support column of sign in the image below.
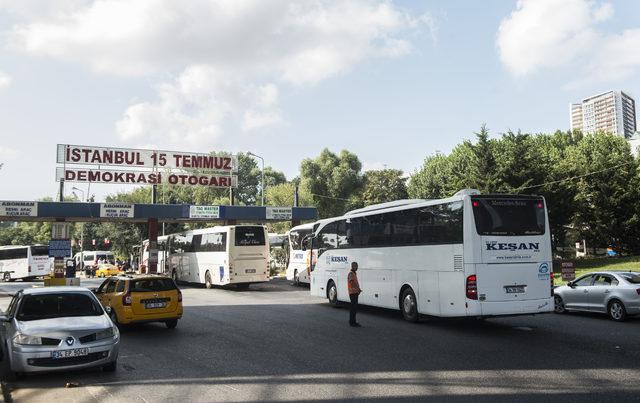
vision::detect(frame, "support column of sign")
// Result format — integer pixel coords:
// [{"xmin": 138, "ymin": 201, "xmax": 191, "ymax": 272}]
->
[
  {"xmin": 48, "ymin": 222, "xmax": 76, "ymax": 286},
  {"xmin": 148, "ymin": 218, "xmax": 158, "ymax": 274}
]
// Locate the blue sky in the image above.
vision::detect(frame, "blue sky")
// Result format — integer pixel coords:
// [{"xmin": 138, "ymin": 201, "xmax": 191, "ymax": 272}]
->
[{"xmin": 0, "ymin": 0, "xmax": 639, "ymax": 201}]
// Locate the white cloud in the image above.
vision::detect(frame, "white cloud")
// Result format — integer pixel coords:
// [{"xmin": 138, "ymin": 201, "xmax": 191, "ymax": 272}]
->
[
  {"xmin": 497, "ymin": 0, "xmax": 640, "ymax": 85},
  {"xmin": 5, "ymin": 0, "xmax": 433, "ymax": 149},
  {"xmin": 0, "ymin": 70, "xmax": 11, "ymax": 89}
]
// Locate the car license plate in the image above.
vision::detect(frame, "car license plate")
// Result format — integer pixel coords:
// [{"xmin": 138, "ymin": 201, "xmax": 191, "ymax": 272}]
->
[
  {"xmin": 245, "ymin": 269, "xmax": 256, "ymax": 274},
  {"xmin": 51, "ymin": 348, "xmax": 88, "ymax": 359},
  {"xmin": 505, "ymin": 285, "xmax": 525, "ymax": 294},
  {"xmin": 145, "ymin": 302, "xmax": 167, "ymax": 309}
]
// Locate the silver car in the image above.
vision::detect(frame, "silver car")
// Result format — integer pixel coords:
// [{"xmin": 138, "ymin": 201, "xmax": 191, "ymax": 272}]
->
[
  {"xmin": 0, "ymin": 286, "xmax": 119, "ymax": 376},
  {"xmin": 554, "ymin": 271, "xmax": 640, "ymax": 321}
]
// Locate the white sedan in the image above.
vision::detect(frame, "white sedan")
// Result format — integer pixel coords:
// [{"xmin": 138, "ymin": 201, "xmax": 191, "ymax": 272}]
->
[{"xmin": 554, "ymin": 271, "xmax": 640, "ymax": 321}]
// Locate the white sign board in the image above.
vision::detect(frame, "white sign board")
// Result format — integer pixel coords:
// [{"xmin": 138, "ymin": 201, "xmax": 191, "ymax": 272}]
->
[
  {"xmin": 57, "ymin": 144, "xmax": 238, "ymax": 173},
  {"xmin": 189, "ymin": 205, "xmax": 220, "ymax": 219},
  {"xmin": 0, "ymin": 201, "xmax": 38, "ymax": 217},
  {"xmin": 266, "ymin": 207, "xmax": 293, "ymax": 220},
  {"xmin": 100, "ymin": 203, "xmax": 135, "ymax": 218}
]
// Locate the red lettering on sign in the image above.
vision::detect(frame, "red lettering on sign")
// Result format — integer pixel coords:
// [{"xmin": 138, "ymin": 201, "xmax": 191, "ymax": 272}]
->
[
  {"xmin": 114, "ymin": 172, "xmax": 124, "ymax": 182},
  {"xmin": 102, "ymin": 172, "xmax": 113, "ymax": 182},
  {"xmin": 89, "ymin": 171, "xmax": 100, "ymax": 182},
  {"xmin": 168, "ymin": 174, "xmax": 178, "ymax": 185},
  {"xmin": 223, "ymin": 157, "xmax": 231, "ymax": 170},
  {"xmin": 65, "ymin": 170, "xmax": 76, "ymax": 180},
  {"xmin": 219, "ymin": 177, "xmax": 228, "ymax": 187},
  {"xmin": 173, "ymin": 155, "xmax": 182, "ymax": 167},
  {"xmin": 77, "ymin": 170, "xmax": 87, "ymax": 181}
]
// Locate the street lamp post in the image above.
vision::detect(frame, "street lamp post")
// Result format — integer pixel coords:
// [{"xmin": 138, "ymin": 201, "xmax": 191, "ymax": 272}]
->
[
  {"xmin": 247, "ymin": 152, "xmax": 265, "ymax": 206},
  {"xmin": 72, "ymin": 187, "xmax": 85, "ymax": 268}
]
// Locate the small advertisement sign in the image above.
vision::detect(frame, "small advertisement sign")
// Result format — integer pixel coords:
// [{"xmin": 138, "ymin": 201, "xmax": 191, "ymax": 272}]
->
[
  {"xmin": 100, "ymin": 203, "xmax": 135, "ymax": 218},
  {"xmin": 49, "ymin": 239, "xmax": 72, "ymax": 258},
  {"xmin": 561, "ymin": 261, "xmax": 576, "ymax": 281},
  {"xmin": 266, "ymin": 207, "xmax": 293, "ymax": 220},
  {"xmin": 189, "ymin": 205, "xmax": 221, "ymax": 219},
  {"xmin": 0, "ymin": 201, "xmax": 38, "ymax": 217}
]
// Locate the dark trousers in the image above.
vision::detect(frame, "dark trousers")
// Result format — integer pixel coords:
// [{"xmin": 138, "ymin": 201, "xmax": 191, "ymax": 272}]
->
[{"xmin": 349, "ymin": 294, "xmax": 359, "ymax": 324}]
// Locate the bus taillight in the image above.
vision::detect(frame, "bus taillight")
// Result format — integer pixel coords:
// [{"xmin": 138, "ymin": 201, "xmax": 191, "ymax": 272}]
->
[{"xmin": 466, "ymin": 275, "xmax": 478, "ymax": 300}]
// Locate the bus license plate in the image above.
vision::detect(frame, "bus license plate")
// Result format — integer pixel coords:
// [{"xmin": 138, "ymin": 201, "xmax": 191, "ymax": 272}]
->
[
  {"xmin": 52, "ymin": 348, "xmax": 88, "ymax": 359},
  {"xmin": 505, "ymin": 286, "xmax": 525, "ymax": 294},
  {"xmin": 245, "ymin": 269, "xmax": 256, "ymax": 274},
  {"xmin": 145, "ymin": 302, "xmax": 167, "ymax": 309}
]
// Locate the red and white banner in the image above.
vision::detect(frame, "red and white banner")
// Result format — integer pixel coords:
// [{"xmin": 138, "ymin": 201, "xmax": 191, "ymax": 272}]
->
[
  {"xmin": 56, "ymin": 144, "xmax": 238, "ymax": 173},
  {"xmin": 56, "ymin": 167, "xmax": 238, "ymax": 188}
]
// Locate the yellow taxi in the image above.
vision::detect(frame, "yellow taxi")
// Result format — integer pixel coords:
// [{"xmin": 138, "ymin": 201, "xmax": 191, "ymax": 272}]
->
[
  {"xmin": 94, "ymin": 276, "xmax": 183, "ymax": 328},
  {"xmin": 95, "ymin": 263, "xmax": 122, "ymax": 278}
]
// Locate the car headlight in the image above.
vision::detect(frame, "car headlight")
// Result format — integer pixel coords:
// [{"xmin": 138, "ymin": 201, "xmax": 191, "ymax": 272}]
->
[
  {"xmin": 13, "ymin": 333, "xmax": 43, "ymax": 345},
  {"xmin": 96, "ymin": 326, "xmax": 119, "ymax": 341}
]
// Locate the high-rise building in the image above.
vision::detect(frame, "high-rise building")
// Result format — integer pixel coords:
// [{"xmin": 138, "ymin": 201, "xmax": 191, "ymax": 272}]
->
[{"xmin": 569, "ymin": 90, "xmax": 636, "ymax": 138}]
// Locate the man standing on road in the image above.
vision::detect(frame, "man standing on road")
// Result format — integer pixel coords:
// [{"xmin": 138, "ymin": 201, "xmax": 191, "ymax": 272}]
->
[{"xmin": 348, "ymin": 262, "xmax": 362, "ymax": 327}]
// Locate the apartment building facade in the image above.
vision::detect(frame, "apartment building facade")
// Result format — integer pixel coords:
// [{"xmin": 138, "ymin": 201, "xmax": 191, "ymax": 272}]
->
[{"xmin": 569, "ymin": 90, "xmax": 636, "ymax": 138}]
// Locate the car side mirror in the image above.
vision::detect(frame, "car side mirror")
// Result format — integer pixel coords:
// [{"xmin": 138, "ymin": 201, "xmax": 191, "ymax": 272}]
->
[
  {"xmin": 92, "ymin": 288, "xmax": 100, "ymax": 294},
  {"xmin": 104, "ymin": 306, "xmax": 112, "ymax": 314},
  {"xmin": 567, "ymin": 282, "xmax": 575, "ymax": 288},
  {"xmin": 0, "ymin": 314, "xmax": 11, "ymax": 322}
]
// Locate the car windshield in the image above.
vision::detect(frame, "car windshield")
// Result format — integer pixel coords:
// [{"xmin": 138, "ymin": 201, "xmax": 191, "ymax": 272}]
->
[
  {"xmin": 130, "ymin": 278, "xmax": 177, "ymax": 292},
  {"xmin": 621, "ymin": 273, "xmax": 640, "ymax": 284},
  {"xmin": 16, "ymin": 293, "xmax": 103, "ymax": 321}
]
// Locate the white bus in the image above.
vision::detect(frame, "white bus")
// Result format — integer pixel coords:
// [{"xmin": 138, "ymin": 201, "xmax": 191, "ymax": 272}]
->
[
  {"xmin": 0, "ymin": 245, "xmax": 51, "ymax": 281},
  {"xmin": 310, "ymin": 190, "xmax": 554, "ymax": 321},
  {"xmin": 284, "ymin": 223, "xmax": 314, "ymax": 285},
  {"xmin": 166, "ymin": 225, "xmax": 270, "ymax": 289}
]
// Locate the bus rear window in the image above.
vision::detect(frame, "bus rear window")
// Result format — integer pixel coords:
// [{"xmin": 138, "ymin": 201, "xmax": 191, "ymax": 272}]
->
[
  {"xmin": 472, "ymin": 197, "xmax": 545, "ymax": 236},
  {"xmin": 235, "ymin": 226, "xmax": 266, "ymax": 246},
  {"xmin": 31, "ymin": 246, "xmax": 50, "ymax": 256}
]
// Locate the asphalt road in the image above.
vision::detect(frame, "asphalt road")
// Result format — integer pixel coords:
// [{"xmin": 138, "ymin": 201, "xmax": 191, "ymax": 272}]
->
[{"xmin": 1, "ymin": 278, "xmax": 640, "ymax": 402}]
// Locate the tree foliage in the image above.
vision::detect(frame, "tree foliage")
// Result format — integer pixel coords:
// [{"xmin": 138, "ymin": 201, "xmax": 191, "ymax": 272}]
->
[{"xmin": 361, "ymin": 169, "xmax": 408, "ymax": 206}]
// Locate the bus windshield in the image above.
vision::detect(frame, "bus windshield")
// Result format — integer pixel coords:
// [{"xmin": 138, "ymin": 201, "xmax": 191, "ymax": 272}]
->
[
  {"xmin": 472, "ymin": 197, "xmax": 545, "ymax": 236},
  {"xmin": 235, "ymin": 226, "xmax": 266, "ymax": 246},
  {"xmin": 290, "ymin": 228, "xmax": 312, "ymax": 250}
]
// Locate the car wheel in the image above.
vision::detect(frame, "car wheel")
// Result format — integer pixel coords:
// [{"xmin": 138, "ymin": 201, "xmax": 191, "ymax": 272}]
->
[
  {"xmin": 165, "ymin": 319, "xmax": 178, "ymax": 329},
  {"xmin": 401, "ymin": 287, "xmax": 419, "ymax": 322},
  {"xmin": 103, "ymin": 361, "xmax": 117, "ymax": 372},
  {"xmin": 293, "ymin": 270, "xmax": 299, "ymax": 286},
  {"xmin": 554, "ymin": 295, "xmax": 566, "ymax": 314},
  {"xmin": 327, "ymin": 281, "xmax": 338, "ymax": 307},
  {"xmin": 3, "ymin": 272, "xmax": 10, "ymax": 282},
  {"xmin": 608, "ymin": 300, "xmax": 627, "ymax": 322},
  {"xmin": 205, "ymin": 270, "xmax": 213, "ymax": 289}
]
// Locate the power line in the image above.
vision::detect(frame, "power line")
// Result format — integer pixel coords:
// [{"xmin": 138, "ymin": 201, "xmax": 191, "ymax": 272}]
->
[
  {"xmin": 517, "ymin": 160, "xmax": 635, "ymax": 191},
  {"xmin": 310, "ymin": 193, "xmax": 352, "ymax": 201}
]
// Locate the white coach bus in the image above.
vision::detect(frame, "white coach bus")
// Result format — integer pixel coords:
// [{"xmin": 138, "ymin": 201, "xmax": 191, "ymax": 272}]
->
[
  {"xmin": 310, "ymin": 190, "xmax": 554, "ymax": 321},
  {"xmin": 167, "ymin": 225, "xmax": 270, "ymax": 289},
  {"xmin": 0, "ymin": 245, "xmax": 51, "ymax": 281},
  {"xmin": 284, "ymin": 223, "xmax": 314, "ymax": 285}
]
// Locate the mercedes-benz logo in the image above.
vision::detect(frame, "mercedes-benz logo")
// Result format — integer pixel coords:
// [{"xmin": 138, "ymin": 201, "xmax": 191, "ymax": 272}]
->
[{"xmin": 65, "ymin": 336, "xmax": 75, "ymax": 346}]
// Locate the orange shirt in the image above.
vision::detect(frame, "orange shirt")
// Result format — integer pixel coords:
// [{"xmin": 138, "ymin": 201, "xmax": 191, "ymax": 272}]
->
[{"xmin": 347, "ymin": 270, "xmax": 361, "ymax": 295}]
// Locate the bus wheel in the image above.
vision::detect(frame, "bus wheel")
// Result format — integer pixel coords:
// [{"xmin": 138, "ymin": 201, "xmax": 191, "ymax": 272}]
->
[
  {"xmin": 293, "ymin": 270, "xmax": 300, "ymax": 286},
  {"xmin": 327, "ymin": 281, "xmax": 338, "ymax": 307},
  {"xmin": 401, "ymin": 288, "xmax": 419, "ymax": 322},
  {"xmin": 205, "ymin": 271, "xmax": 213, "ymax": 289},
  {"xmin": 2, "ymin": 272, "xmax": 10, "ymax": 282}
]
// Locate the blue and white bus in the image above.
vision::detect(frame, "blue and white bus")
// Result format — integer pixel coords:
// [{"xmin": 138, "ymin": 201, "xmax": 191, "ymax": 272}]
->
[{"xmin": 310, "ymin": 189, "xmax": 554, "ymax": 321}]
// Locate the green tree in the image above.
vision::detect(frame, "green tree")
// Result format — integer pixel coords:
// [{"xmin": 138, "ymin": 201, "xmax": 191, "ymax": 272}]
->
[
  {"xmin": 300, "ymin": 149, "xmax": 363, "ymax": 218},
  {"xmin": 361, "ymin": 169, "xmax": 408, "ymax": 206}
]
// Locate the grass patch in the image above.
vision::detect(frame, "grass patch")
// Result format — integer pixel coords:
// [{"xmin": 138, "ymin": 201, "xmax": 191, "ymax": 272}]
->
[{"xmin": 553, "ymin": 256, "xmax": 640, "ymax": 285}]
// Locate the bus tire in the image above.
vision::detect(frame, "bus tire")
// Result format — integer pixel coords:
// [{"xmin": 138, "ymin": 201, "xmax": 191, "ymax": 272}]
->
[
  {"xmin": 554, "ymin": 295, "xmax": 566, "ymax": 314},
  {"xmin": 327, "ymin": 281, "xmax": 338, "ymax": 307},
  {"xmin": 401, "ymin": 287, "xmax": 419, "ymax": 322},
  {"xmin": 165, "ymin": 319, "xmax": 178, "ymax": 329},
  {"xmin": 205, "ymin": 271, "xmax": 213, "ymax": 289}
]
